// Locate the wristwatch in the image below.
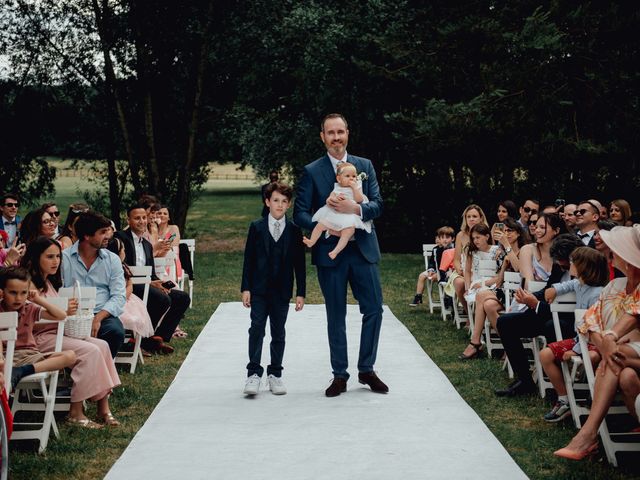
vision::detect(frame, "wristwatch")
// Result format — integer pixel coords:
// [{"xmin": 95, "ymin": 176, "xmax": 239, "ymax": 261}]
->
[{"xmin": 505, "ymin": 247, "xmax": 512, "ymax": 254}]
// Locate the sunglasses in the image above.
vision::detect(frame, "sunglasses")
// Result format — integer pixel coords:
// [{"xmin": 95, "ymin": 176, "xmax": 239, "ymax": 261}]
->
[
  {"xmin": 523, "ymin": 207, "xmax": 538, "ymax": 214},
  {"xmin": 527, "ymin": 220, "xmax": 538, "ymax": 225},
  {"xmin": 49, "ymin": 211, "xmax": 60, "ymax": 217},
  {"xmin": 574, "ymin": 208, "xmax": 595, "ymax": 216},
  {"xmin": 503, "ymin": 227, "xmax": 515, "ymax": 233},
  {"xmin": 3, "ymin": 202, "xmax": 19, "ymax": 208}
]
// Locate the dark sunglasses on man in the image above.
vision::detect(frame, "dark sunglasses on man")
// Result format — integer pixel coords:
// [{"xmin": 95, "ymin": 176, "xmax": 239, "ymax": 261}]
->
[
  {"xmin": 3, "ymin": 202, "xmax": 19, "ymax": 208},
  {"xmin": 523, "ymin": 206, "xmax": 538, "ymax": 214},
  {"xmin": 574, "ymin": 208, "xmax": 596, "ymax": 217},
  {"xmin": 48, "ymin": 211, "xmax": 61, "ymax": 217}
]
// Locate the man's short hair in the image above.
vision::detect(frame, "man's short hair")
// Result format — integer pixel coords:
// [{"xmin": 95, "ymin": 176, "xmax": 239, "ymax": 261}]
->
[
  {"xmin": 127, "ymin": 204, "xmax": 147, "ymax": 216},
  {"xmin": 522, "ymin": 198, "xmax": 540, "ymax": 208},
  {"xmin": 0, "ymin": 266, "xmax": 30, "ymax": 288},
  {"xmin": 437, "ymin": 226, "xmax": 455, "ymax": 238},
  {"xmin": 321, "ymin": 113, "xmax": 349, "ymax": 132},
  {"xmin": 550, "ymin": 233, "xmax": 583, "ymax": 261},
  {"xmin": 74, "ymin": 211, "xmax": 112, "ymax": 241},
  {"xmin": 41, "ymin": 202, "xmax": 57, "ymax": 210},
  {"xmin": 264, "ymin": 182, "xmax": 293, "ymax": 201},
  {"xmin": 1, "ymin": 193, "xmax": 19, "ymax": 205}
]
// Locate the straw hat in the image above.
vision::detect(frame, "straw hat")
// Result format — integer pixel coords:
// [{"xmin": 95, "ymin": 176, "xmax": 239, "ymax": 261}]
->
[{"xmin": 599, "ymin": 225, "xmax": 640, "ymax": 269}]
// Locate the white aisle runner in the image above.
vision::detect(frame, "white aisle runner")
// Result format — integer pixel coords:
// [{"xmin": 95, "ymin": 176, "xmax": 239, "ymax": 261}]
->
[{"xmin": 106, "ymin": 303, "xmax": 526, "ymax": 480}]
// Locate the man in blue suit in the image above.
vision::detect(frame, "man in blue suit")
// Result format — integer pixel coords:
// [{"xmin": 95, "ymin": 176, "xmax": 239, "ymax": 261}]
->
[
  {"xmin": 294, "ymin": 113, "xmax": 387, "ymax": 397},
  {"xmin": 0, "ymin": 193, "xmax": 21, "ymax": 245}
]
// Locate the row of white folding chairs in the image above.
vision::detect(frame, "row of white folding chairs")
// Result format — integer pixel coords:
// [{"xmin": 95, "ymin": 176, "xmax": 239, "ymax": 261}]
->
[{"xmin": 156, "ymin": 239, "xmax": 196, "ymax": 308}]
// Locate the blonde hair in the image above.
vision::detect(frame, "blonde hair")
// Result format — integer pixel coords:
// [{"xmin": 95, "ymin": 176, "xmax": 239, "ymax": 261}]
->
[
  {"xmin": 460, "ymin": 204, "xmax": 489, "ymax": 234},
  {"xmin": 336, "ymin": 162, "xmax": 357, "ymax": 176}
]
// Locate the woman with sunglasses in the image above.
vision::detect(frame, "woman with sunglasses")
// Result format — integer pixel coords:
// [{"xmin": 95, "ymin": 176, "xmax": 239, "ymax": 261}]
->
[
  {"xmin": 519, "ymin": 213, "xmax": 567, "ymax": 290},
  {"xmin": 57, "ymin": 203, "xmax": 90, "ymax": 249},
  {"xmin": 18, "ymin": 207, "xmax": 57, "ymax": 246}
]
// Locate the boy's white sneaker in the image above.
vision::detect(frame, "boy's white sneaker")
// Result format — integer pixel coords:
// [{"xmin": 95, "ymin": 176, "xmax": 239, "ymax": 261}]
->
[
  {"xmin": 267, "ymin": 375, "xmax": 287, "ymax": 395},
  {"xmin": 243, "ymin": 374, "xmax": 261, "ymax": 396}
]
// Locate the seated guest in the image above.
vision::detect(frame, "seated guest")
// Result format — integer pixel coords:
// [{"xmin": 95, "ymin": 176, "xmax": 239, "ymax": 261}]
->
[
  {"xmin": 452, "ymin": 204, "xmax": 489, "ymax": 317},
  {"xmin": 410, "ymin": 226, "xmax": 454, "ymax": 307},
  {"xmin": 61, "ymin": 211, "xmax": 126, "ymax": 357},
  {"xmin": 0, "ymin": 266, "xmax": 76, "ymax": 391},
  {"xmin": 0, "ymin": 193, "xmax": 21, "ymax": 245},
  {"xmin": 42, "ymin": 202, "xmax": 61, "ymax": 237},
  {"xmin": 0, "ymin": 230, "xmax": 25, "ymax": 267},
  {"xmin": 594, "ymin": 219, "xmax": 625, "ymax": 280},
  {"xmin": 58, "ymin": 203, "xmax": 90, "ymax": 249},
  {"xmin": 18, "ymin": 207, "xmax": 57, "ymax": 246},
  {"xmin": 609, "ymin": 198, "xmax": 633, "ymax": 226},
  {"xmin": 539, "ymin": 247, "xmax": 609, "ymax": 422},
  {"xmin": 496, "ymin": 200, "xmax": 518, "ymax": 222},
  {"xmin": 23, "ymin": 237, "xmax": 121, "ymax": 428},
  {"xmin": 519, "ymin": 213, "xmax": 566, "ymax": 289},
  {"xmin": 554, "ymin": 225, "xmax": 640, "ymax": 460},
  {"xmin": 526, "ymin": 212, "xmax": 539, "ymax": 241},
  {"xmin": 563, "ymin": 203, "xmax": 577, "ymax": 233},
  {"xmin": 115, "ymin": 205, "xmax": 190, "ymax": 353},
  {"xmin": 494, "ymin": 234, "xmax": 583, "ymax": 397},
  {"xmin": 516, "ymin": 198, "xmax": 540, "ymax": 229},
  {"xmin": 460, "ymin": 218, "xmax": 527, "ymax": 360},
  {"xmin": 573, "ymin": 200, "xmax": 600, "ymax": 247}
]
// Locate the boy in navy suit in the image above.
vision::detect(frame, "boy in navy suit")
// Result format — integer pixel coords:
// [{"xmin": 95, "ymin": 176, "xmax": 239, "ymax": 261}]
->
[{"xmin": 241, "ymin": 182, "xmax": 305, "ymax": 396}]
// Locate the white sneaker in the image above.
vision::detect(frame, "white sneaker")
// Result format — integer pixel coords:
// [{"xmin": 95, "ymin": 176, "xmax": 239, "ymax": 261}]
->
[
  {"xmin": 267, "ymin": 374, "xmax": 287, "ymax": 395},
  {"xmin": 243, "ymin": 374, "xmax": 260, "ymax": 395}
]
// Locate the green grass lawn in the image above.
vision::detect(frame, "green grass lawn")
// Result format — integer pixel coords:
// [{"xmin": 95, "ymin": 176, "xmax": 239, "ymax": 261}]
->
[{"xmin": 8, "ymin": 181, "xmax": 640, "ymax": 479}]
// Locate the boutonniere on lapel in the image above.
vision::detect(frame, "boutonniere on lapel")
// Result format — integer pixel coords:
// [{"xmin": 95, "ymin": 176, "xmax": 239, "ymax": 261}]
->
[{"xmin": 357, "ymin": 172, "xmax": 368, "ymax": 182}]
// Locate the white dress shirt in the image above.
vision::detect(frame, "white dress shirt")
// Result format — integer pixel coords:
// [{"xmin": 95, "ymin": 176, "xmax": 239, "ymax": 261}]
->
[
  {"xmin": 131, "ymin": 231, "xmax": 147, "ymax": 266},
  {"xmin": 2, "ymin": 216, "xmax": 17, "ymax": 245},
  {"xmin": 268, "ymin": 215, "xmax": 286, "ymax": 241},
  {"xmin": 577, "ymin": 229, "xmax": 595, "ymax": 246}
]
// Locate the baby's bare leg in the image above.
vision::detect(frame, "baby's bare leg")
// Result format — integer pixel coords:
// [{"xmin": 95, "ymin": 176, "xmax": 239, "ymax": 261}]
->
[
  {"xmin": 303, "ymin": 223, "xmax": 328, "ymax": 247},
  {"xmin": 328, "ymin": 227, "xmax": 355, "ymax": 259}
]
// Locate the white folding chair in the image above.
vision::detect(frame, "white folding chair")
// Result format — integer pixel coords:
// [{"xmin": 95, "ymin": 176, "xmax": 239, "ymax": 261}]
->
[
  {"xmin": 552, "ymin": 308, "xmax": 590, "ymax": 428},
  {"xmin": 484, "ymin": 271, "xmax": 522, "ymax": 358},
  {"xmin": 578, "ymin": 324, "xmax": 640, "ymax": 466},
  {"xmin": 10, "ymin": 298, "xmax": 67, "ymax": 453},
  {"xmin": 0, "ymin": 312, "xmax": 17, "ymax": 479},
  {"xmin": 466, "ymin": 258, "xmax": 499, "ymax": 336},
  {"xmin": 525, "ymin": 280, "xmax": 550, "ymax": 395},
  {"xmin": 115, "ymin": 266, "xmax": 152, "ymax": 373},
  {"xmin": 154, "ymin": 255, "xmax": 177, "ymax": 284},
  {"xmin": 422, "ymin": 244, "xmax": 439, "ymax": 314},
  {"xmin": 534, "ymin": 291, "xmax": 577, "ymax": 399},
  {"xmin": 180, "ymin": 238, "xmax": 195, "ymax": 307}
]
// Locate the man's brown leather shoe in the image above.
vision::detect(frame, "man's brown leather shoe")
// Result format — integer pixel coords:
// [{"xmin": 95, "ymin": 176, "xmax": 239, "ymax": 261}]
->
[
  {"xmin": 325, "ymin": 377, "xmax": 347, "ymax": 397},
  {"xmin": 358, "ymin": 372, "xmax": 389, "ymax": 393}
]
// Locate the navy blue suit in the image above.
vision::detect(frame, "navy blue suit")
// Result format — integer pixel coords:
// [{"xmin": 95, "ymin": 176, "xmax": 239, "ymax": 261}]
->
[
  {"xmin": 294, "ymin": 154, "xmax": 383, "ymax": 379},
  {"xmin": 241, "ymin": 216, "xmax": 306, "ymax": 377}
]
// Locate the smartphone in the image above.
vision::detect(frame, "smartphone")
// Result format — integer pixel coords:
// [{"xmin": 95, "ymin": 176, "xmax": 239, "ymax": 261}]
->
[
  {"xmin": 554, "ymin": 198, "xmax": 566, "ymax": 207},
  {"xmin": 494, "ymin": 222, "xmax": 505, "ymax": 231},
  {"xmin": 161, "ymin": 280, "xmax": 177, "ymax": 289},
  {"xmin": 167, "ymin": 233, "xmax": 177, "ymax": 243}
]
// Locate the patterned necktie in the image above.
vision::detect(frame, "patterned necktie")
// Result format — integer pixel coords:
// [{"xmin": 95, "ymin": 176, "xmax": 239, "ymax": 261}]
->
[{"xmin": 273, "ymin": 221, "xmax": 281, "ymax": 241}]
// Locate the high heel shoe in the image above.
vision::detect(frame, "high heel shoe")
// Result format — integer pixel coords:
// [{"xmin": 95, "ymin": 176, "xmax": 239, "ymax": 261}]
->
[
  {"xmin": 553, "ymin": 442, "xmax": 598, "ymax": 460},
  {"xmin": 458, "ymin": 342, "xmax": 484, "ymax": 360}
]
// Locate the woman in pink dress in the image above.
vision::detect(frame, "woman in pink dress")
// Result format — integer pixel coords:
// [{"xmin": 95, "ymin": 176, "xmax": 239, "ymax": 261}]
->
[{"xmin": 22, "ymin": 236, "xmax": 121, "ymax": 428}]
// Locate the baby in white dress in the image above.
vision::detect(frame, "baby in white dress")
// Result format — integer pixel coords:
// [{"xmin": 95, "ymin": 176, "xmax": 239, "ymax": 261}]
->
[{"xmin": 303, "ymin": 162, "xmax": 372, "ymax": 259}]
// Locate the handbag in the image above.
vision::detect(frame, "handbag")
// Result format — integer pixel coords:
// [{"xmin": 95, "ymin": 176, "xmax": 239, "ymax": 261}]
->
[
  {"xmin": 443, "ymin": 271, "xmax": 461, "ymax": 297},
  {"xmin": 64, "ymin": 281, "xmax": 93, "ymax": 339}
]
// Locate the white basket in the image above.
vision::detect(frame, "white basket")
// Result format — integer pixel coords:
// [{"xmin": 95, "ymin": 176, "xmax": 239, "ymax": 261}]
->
[{"xmin": 63, "ymin": 281, "xmax": 93, "ymax": 339}]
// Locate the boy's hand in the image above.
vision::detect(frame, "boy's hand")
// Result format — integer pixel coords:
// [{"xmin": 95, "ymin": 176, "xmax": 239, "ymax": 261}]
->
[
  {"xmin": 295, "ymin": 296, "xmax": 304, "ymax": 311},
  {"xmin": 242, "ymin": 291, "xmax": 251, "ymax": 308},
  {"xmin": 28, "ymin": 289, "xmax": 41, "ymax": 303},
  {"xmin": 562, "ymin": 351, "xmax": 576, "ymax": 362},
  {"xmin": 544, "ymin": 287, "xmax": 557, "ymax": 304}
]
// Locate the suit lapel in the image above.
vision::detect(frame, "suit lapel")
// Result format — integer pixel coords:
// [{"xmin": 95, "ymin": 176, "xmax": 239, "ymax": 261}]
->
[{"xmin": 320, "ymin": 155, "xmax": 336, "ymax": 192}]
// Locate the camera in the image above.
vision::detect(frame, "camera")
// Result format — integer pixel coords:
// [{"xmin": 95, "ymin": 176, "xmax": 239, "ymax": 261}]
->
[{"xmin": 554, "ymin": 199, "xmax": 566, "ymax": 207}]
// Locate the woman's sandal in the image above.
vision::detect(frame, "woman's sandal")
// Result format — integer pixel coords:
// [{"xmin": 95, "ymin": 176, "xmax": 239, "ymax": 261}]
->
[
  {"xmin": 172, "ymin": 326, "xmax": 188, "ymax": 339},
  {"xmin": 66, "ymin": 416, "xmax": 103, "ymax": 429},
  {"xmin": 459, "ymin": 342, "xmax": 485, "ymax": 360},
  {"xmin": 98, "ymin": 412, "xmax": 121, "ymax": 427}
]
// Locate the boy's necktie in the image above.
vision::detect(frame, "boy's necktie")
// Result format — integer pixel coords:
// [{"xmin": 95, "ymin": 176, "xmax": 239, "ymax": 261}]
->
[{"xmin": 273, "ymin": 221, "xmax": 281, "ymax": 241}]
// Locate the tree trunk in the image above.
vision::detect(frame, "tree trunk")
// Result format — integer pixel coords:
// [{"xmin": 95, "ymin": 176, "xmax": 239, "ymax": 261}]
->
[
  {"xmin": 92, "ymin": 0, "xmax": 143, "ymax": 197},
  {"xmin": 174, "ymin": 0, "xmax": 215, "ymax": 232}
]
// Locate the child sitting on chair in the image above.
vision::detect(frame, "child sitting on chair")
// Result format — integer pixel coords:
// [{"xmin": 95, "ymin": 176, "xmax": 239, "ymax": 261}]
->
[
  {"xmin": 0, "ymin": 266, "xmax": 75, "ymax": 390},
  {"xmin": 539, "ymin": 247, "xmax": 609, "ymax": 423},
  {"xmin": 410, "ymin": 226, "xmax": 455, "ymax": 306},
  {"xmin": 303, "ymin": 162, "xmax": 372, "ymax": 260}
]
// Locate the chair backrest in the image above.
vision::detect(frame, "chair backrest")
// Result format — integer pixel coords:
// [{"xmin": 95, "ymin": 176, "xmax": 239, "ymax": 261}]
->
[
  {"xmin": 0, "ymin": 312, "xmax": 18, "ymax": 393},
  {"xmin": 550, "ymin": 292, "xmax": 577, "ymax": 340},
  {"xmin": 58, "ymin": 285, "xmax": 97, "ymax": 312},
  {"xmin": 476, "ymin": 258, "xmax": 498, "ymax": 278},
  {"xmin": 528, "ymin": 280, "xmax": 547, "ymax": 293},
  {"xmin": 153, "ymin": 255, "xmax": 177, "ymax": 282},
  {"xmin": 128, "ymin": 265, "xmax": 152, "ymax": 305},
  {"xmin": 423, "ymin": 244, "xmax": 436, "ymax": 271},
  {"xmin": 575, "ymin": 309, "xmax": 594, "ymax": 392},
  {"xmin": 502, "ymin": 272, "xmax": 523, "ymax": 310}
]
